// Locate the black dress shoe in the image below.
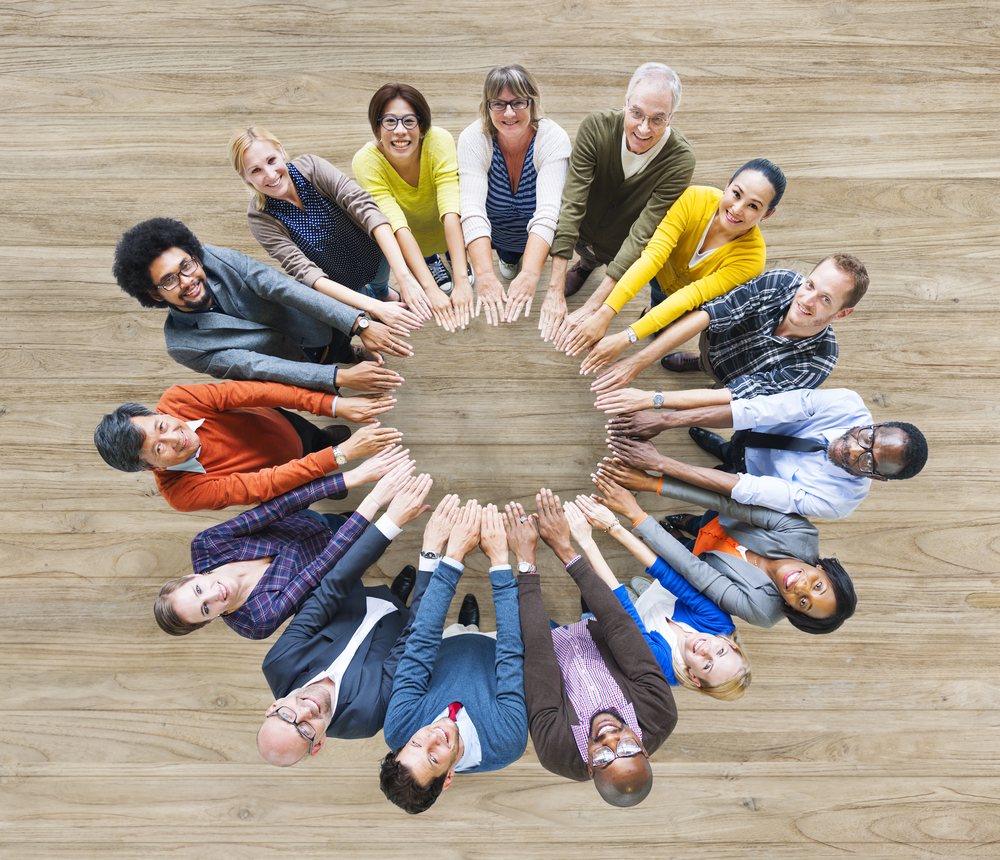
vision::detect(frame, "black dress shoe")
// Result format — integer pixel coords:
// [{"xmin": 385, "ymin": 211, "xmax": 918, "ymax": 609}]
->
[
  {"xmin": 322, "ymin": 424, "xmax": 351, "ymax": 446},
  {"xmin": 390, "ymin": 565, "xmax": 416, "ymax": 605},
  {"xmin": 689, "ymin": 427, "xmax": 732, "ymax": 465},
  {"xmin": 458, "ymin": 593, "xmax": 480, "ymax": 627},
  {"xmin": 659, "ymin": 513, "xmax": 697, "ymax": 536},
  {"xmin": 563, "ymin": 261, "xmax": 595, "ymax": 297},
  {"xmin": 660, "ymin": 352, "xmax": 700, "ymax": 373}
]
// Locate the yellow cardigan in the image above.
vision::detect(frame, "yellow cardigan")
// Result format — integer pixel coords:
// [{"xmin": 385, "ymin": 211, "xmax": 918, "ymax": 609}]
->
[
  {"xmin": 352, "ymin": 126, "xmax": 461, "ymax": 256},
  {"xmin": 604, "ymin": 185, "xmax": 766, "ymax": 340}
]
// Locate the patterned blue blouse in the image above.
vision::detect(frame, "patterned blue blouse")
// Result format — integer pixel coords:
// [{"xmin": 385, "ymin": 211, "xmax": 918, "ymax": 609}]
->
[
  {"xmin": 485, "ymin": 136, "xmax": 537, "ymax": 254},
  {"xmin": 264, "ymin": 162, "xmax": 381, "ymax": 291}
]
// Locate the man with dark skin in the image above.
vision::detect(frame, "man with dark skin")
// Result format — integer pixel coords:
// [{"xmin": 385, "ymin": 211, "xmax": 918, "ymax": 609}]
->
[
  {"xmin": 605, "ymin": 388, "xmax": 928, "ymax": 520},
  {"xmin": 510, "ymin": 490, "xmax": 675, "ymax": 806}
]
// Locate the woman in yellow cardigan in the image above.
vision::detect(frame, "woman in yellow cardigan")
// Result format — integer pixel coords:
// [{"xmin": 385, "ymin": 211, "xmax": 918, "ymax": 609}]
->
[
  {"xmin": 574, "ymin": 159, "xmax": 786, "ymax": 375},
  {"xmin": 353, "ymin": 83, "xmax": 474, "ymax": 333}
]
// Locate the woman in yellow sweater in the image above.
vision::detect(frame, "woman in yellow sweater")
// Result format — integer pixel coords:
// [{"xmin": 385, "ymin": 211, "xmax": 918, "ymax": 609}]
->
[
  {"xmin": 575, "ymin": 159, "xmax": 786, "ymax": 375},
  {"xmin": 353, "ymin": 83, "xmax": 474, "ymax": 332}
]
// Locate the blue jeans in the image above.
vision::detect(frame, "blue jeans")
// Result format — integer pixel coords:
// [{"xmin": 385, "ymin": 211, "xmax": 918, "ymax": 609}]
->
[
  {"xmin": 649, "ymin": 275, "xmax": 667, "ymax": 309},
  {"xmin": 300, "ymin": 508, "xmax": 349, "ymax": 533},
  {"xmin": 364, "ymin": 252, "xmax": 392, "ymax": 300}
]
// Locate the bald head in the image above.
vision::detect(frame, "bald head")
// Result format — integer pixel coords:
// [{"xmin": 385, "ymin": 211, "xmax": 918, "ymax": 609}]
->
[
  {"xmin": 593, "ymin": 755, "xmax": 654, "ymax": 807},
  {"xmin": 256, "ymin": 717, "xmax": 313, "ymax": 767}
]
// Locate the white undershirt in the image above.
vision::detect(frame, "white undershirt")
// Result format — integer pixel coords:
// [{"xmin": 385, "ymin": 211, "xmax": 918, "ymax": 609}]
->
[{"xmin": 620, "ymin": 126, "xmax": 672, "ymax": 179}]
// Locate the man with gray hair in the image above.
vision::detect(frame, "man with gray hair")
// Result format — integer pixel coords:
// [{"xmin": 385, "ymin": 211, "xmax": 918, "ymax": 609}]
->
[{"xmin": 538, "ymin": 63, "xmax": 695, "ymax": 349}]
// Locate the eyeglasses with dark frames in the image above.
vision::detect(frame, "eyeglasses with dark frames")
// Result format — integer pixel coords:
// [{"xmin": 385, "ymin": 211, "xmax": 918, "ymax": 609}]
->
[
  {"xmin": 156, "ymin": 256, "xmax": 200, "ymax": 292},
  {"xmin": 265, "ymin": 706, "xmax": 318, "ymax": 753},
  {"xmin": 591, "ymin": 736, "xmax": 644, "ymax": 769},
  {"xmin": 488, "ymin": 98, "xmax": 532, "ymax": 112},
  {"xmin": 379, "ymin": 114, "xmax": 421, "ymax": 131}
]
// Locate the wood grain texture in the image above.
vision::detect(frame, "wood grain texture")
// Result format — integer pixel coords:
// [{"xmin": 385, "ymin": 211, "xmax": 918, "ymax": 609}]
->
[{"xmin": 1, "ymin": 0, "xmax": 998, "ymax": 856}]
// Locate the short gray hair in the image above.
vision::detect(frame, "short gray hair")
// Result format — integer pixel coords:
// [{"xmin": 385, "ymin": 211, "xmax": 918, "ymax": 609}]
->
[{"xmin": 626, "ymin": 63, "xmax": 682, "ymax": 115}]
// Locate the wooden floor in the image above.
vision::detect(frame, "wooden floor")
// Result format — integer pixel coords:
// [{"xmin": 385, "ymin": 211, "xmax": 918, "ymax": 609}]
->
[{"xmin": 2, "ymin": 1, "xmax": 999, "ymax": 856}]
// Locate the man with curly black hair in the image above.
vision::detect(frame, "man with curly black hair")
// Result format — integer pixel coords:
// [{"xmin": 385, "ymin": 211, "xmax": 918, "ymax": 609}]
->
[{"xmin": 111, "ymin": 217, "xmax": 410, "ymax": 394}]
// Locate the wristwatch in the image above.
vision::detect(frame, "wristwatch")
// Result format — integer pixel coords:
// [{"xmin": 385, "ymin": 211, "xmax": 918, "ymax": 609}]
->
[
  {"xmin": 626, "ymin": 326, "xmax": 638, "ymax": 345},
  {"xmin": 332, "ymin": 445, "xmax": 347, "ymax": 466},
  {"xmin": 653, "ymin": 390, "xmax": 664, "ymax": 409},
  {"xmin": 354, "ymin": 313, "xmax": 370, "ymax": 335},
  {"xmin": 516, "ymin": 562, "xmax": 537, "ymax": 574},
  {"xmin": 420, "ymin": 550, "xmax": 441, "ymax": 560}
]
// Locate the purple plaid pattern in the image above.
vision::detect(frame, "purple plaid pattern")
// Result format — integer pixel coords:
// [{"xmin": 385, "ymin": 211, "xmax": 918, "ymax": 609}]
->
[
  {"xmin": 702, "ymin": 269, "xmax": 839, "ymax": 400},
  {"xmin": 550, "ymin": 620, "xmax": 643, "ymax": 763},
  {"xmin": 190, "ymin": 473, "xmax": 366, "ymax": 640}
]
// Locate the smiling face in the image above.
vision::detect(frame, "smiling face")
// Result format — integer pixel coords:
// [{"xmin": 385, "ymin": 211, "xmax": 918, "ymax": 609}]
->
[
  {"xmin": 376, "ymin": 97, "xmax": 422, "ymax": 169},
  {"xmin": 169, "ymin": 571, "xmax": 238, "ymax": 625},
  {"xmin": 131, "ymin": 413, "xmax": 200, "ymax": 469},
  {"xmin": 781, "ymin": 258, "xmax": 856, "ymax": 336},
  {"xmin": 622, "ymin": 80, "xmax": 673, "ymax": 154},
  {"xmin": 773, "ymin": 560, "xmax": 837, "ymax": 618},
  {"xmin": 257, "ymin": 684, "xmax": 333, "ymax": 767},
  {"xmin": 827, "ymin": 424, "xmax": 909, "ymax": 480},
  {"xmin": 715, "ymin": 169, "xmax": 776, "ymax": 238},
  {"xmin": 147, "ymin": 246, "xmax": 213, "ymax": 312},
  {"xmin": 489, "ymin": 85, "xmax": 533, "ymax": 145},
  {"xmin": 240, "ymin": 138, "xmax": 293, "ymax": 202},
  {"xmin": 395, "ymin": 717, "xmax": 463, "ymax": 789},
  {"xmin": 682, "ymin": 633, "xmax": 745, "ymax": 688}
]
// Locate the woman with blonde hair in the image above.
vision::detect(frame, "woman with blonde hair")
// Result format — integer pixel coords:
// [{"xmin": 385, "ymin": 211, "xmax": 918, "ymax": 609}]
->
[
  {"xmin": 229, "ymin": 125, "xmax": 429, "ymax": 340},
  {"xmin": 457, "ymin": 64, "xmax": 571, "ymax": 324},
  {"xmin": 565, "ymin": 481, "xmax": 751, "ymax": 702}
]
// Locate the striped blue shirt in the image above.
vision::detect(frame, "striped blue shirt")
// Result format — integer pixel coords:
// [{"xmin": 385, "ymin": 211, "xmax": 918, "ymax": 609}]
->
[{"xmin": 485, "ymin": 136, "xmax": 537, "ymax": 254}]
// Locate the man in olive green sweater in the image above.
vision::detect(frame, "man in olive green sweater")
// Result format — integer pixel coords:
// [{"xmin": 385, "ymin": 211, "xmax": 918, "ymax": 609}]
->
[{"xmin": 539, "ymin": 62, "xmax": 695, "ymax": 350}]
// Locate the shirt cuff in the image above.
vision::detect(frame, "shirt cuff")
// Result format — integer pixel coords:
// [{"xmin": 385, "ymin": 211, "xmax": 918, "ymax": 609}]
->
[
  {"xmin": 375, "ymin": 514, "xmax": 403, "ymax": 540},
  {"xmin": 418, "ymin": 555, "xmax": 440, "ymax": 573},
  {"xmin": 331, "ymin": 395, "xmax": 339, "ymax": 418},
  {"xmin": 443, "ymin": 556, "xmax": 465, "ymax": 572},
  {"xmin": 564, "ymin": 554, "xmax": 582, "ymax": 569}
]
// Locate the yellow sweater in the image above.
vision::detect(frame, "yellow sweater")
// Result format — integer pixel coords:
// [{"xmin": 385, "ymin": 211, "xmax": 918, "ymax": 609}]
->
[
  {"xmin": 352, "ymin": 126, "xmax": 460, "ymax": 256},
  {"xmin": 605, "ymin": 185, "xmax": 766, "ymax": 340}
]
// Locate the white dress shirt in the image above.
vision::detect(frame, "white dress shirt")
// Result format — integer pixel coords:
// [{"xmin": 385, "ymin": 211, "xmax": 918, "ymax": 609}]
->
[{"xmin": 729, "ymin": 388, "xmax": 873, "ymax": 520}]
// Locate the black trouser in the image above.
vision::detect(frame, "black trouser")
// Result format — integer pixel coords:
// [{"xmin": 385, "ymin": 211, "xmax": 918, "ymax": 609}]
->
[{"xmin": 274, "ymin": 408, "xmax": 331, "ymax": 455}]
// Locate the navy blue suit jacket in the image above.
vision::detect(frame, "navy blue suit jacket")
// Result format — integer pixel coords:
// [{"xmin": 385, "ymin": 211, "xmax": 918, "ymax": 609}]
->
[{"xmin": 261, "ymin": 525, "xmax": 430, "ymax": 739}]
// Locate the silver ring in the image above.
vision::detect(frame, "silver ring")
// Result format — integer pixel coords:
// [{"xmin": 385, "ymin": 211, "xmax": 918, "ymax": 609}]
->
[{"xmin": 520, "ymin": 516, "xmax": 528, "ymax": 523}]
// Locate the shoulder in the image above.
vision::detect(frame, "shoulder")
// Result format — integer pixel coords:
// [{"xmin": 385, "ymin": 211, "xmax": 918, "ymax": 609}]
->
[
  {"xmin": 201, "ymin": 244, "xmax": 247, "ymax": 273},
  {"xmin": 352, "ymin": 142, "xmax": 384, "ymax": 173},
  {"xmin": 535, "ymin": 118, "xmax": 572, "ymax": 153},
  {"xmin": 291, "ymin": 153, "xmax": 335, "ymax": 180},
  {"xmin": 424, "ymin": 126, "xmax": 457, "ymax": 156},
  {"xmin": 575, "ymin": 109, "xmax": 620, "ymax": 146}
]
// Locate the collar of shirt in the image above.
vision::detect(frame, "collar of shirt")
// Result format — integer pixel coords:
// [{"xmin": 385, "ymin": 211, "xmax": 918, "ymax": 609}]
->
[
  {"xmin": 432, "ymin": 703, "xmax": 482, "ymax": 773},
  {"xmin": 620, "ymin": 126, "xmax": 672, "ymax": 179},
  {"xmin": 163, "ymin": 418, "xmax": 207, "ymax": 473}
]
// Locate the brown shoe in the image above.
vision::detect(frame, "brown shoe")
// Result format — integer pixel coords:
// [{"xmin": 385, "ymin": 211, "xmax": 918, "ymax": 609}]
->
[
  {"xmin": 563, "ymin": 261, "xmax": 595, "ymax": 297},
  {"xmin": 660, "ymin": 352, "xmax": 700, "ymax": 373},
  {"xmin": 322, "ymin": 424, "xmax": 351, "ymax": 446}
]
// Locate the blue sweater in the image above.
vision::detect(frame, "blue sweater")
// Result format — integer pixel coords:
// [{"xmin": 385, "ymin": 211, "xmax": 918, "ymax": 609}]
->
[
  {"xmin": 616, "ymin": 557, "xmax": 735, "ymax": 685},
  {"xmin": 383, "ymin": 560, "xmax": 528, "ymax": 773}
]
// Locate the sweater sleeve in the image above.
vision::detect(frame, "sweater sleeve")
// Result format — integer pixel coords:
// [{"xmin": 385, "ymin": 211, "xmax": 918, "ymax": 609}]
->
[
  {"xmin": 489, "ymin": 565, "xmax": 528, "ymax": 756},
  {"xmin": 383, "ymin": 559, "xmax": 460, "ymax": 748},
  {"xmin": 165, "ymin": 379, "xmax": 335, "ymax": 416},
  {"xmin": 458, "ymin": 122, "xmax": 493, "ymax": 245},
  {"xmin": 605, "ymin": 187, "xmax": 696, "ymax": 312},
  {"xmin": 631, "ymin": 231, "xmax": 767, "ymax": 340},
  {"xmin": 246, "ymin": 202, "xmax": 327, "ymax": 289},
  {"xmin": 605, "ymin": 138, "xmax": 695, "ymax": 282},
  {"xmin": 527, "ymin": 119, "xmax": 572, "ymax": 246},
  {"xmin": 427, "ymin": 127, "xmax": 461, "ymax": 219},
  {"xmin": 352, "ymin": 144, "xmax": 410, "ymax": 233},
  {"xmin": 549, "ymin": 111, "xmax": 602, "ymax": 260}
]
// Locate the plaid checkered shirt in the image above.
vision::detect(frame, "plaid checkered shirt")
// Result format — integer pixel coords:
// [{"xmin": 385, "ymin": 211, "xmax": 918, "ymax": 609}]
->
[
  {"xmin": 702, "ymin": 268, "xmax": 839, "ymax": 400},
  {"xmin": 190, "ymin": 472, "xmax": 367, "ymax": 640},
  {"xmin": 551, "ymin": 619, "xmax": 643, "ymax": 763}
]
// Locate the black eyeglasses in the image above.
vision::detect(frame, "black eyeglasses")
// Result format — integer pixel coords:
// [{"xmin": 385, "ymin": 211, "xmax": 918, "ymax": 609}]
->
[
  {"xmin": 156, "ymin": 256, "xmax": 200, "ymax": 292},
  {"xmin": 379, "ymin": 114, "xmax": 420, "ymax": 131},
  {"xmin": 266, "ymin": 706, "xmax": 317, "ymax": 753},
  {"xmin": 855, "ymin": 425, "xmax": 880, "ymax": 475},
  {"xmin": 591, "ymin": 737, "xmax": 644, "ymax": 769},
  {"xmin": 488, "ymin": 98, "xmax": 531, "ymax": 112}
]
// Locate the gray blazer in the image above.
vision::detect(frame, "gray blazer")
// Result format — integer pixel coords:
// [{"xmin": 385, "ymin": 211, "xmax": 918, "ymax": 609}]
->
[
  {"xmin": 632, "ymin": 476, "xmax": 820, "ymax": 629},
  {"xmin": 164, "ymin": 244, "xmax": 360, "ymax": 394}
]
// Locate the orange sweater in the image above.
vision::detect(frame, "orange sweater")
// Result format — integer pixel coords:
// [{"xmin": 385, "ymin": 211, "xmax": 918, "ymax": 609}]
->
[{"xmin": 153, "ymin": 381, "xmax": 336, "ymax": 512}]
